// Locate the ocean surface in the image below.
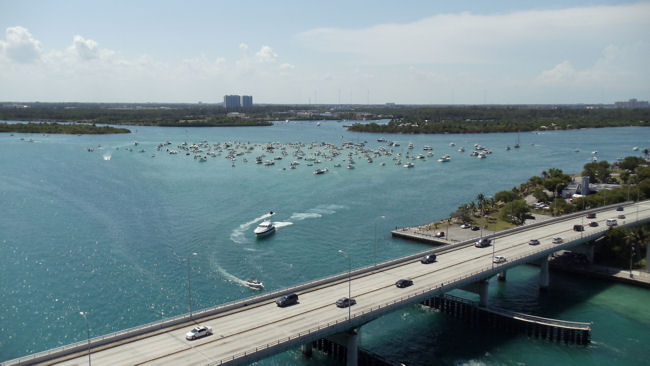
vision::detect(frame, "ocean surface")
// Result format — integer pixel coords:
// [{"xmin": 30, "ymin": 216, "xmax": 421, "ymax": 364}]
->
[{"xmin": 1, "ymin": 121, "xmax": 649, "ymax": 365}]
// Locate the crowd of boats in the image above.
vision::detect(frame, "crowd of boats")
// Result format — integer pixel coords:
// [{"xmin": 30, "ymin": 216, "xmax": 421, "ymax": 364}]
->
[{"xmin": 86, "ymin": 138, "xmax": 515, "ymax": 174}]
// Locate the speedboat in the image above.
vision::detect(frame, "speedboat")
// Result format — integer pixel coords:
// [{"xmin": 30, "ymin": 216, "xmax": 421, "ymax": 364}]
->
[
  {"xmin": 254, "ymin": 221, "xmax": 276, "ymax": 237},
  {"xmin": 245, "ymin": 277, "xmax": 264, "ymax": 289},
  {"xmin": 313, "ymin": 168, "xmax": 328, "ymax": 175}
]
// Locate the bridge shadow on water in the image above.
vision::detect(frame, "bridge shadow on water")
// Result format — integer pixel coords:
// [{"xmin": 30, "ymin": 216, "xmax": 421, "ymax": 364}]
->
[{"xmin": 355, "ymin": 264, "xmax": 620, "ymax": 366}]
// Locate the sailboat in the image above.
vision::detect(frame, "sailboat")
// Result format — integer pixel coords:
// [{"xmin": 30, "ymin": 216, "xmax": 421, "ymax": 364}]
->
[{"xmin": 513, "ymin": 132, "xmax": 520, "ymax": 149}]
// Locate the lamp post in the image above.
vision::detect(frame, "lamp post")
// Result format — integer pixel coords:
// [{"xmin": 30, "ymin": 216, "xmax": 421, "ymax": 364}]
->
[
  {"xmin": 338, "ymin": 249, "xmax": 352, "ymax": 322},
  {"xmin": 374, "ymin": 216, "xmax": 385, "ymax": 268},
  {"xmin": 187, "ymin": 252, "xmax": 197, "ymax": 321},
  {"xmin": 79, "ymin": 311, "xmax": 91, "ymax": 366}
]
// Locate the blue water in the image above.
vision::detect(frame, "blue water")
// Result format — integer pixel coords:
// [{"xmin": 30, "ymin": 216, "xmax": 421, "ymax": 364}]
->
[{"xmin": 1, "ymin": 122, "xmax": 649, "ymax": 364}]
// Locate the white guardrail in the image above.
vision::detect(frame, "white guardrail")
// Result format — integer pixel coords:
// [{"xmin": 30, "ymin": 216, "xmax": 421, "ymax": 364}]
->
[{"xmin": 4, "ymin": 201, "xmax": 648, "ymax": 365}]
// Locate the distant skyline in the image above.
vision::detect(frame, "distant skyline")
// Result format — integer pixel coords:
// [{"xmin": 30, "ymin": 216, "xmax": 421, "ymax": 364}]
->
[{"xmin": 1, "ymin": 0, "xmax": 649, "ymax": 104}]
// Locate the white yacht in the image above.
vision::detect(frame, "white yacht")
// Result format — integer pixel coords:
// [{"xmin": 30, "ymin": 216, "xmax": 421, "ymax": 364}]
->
[
  {"xmin": 254, "ymin": 221, "xmax": 276, "ymax": 237},
  {"xmin": 437, "ymin": 154, "xmax": 451, "ymax": 162},
  {"xmin": 403, "ymin": 162, "xmax": 415, "ymax": 168}
]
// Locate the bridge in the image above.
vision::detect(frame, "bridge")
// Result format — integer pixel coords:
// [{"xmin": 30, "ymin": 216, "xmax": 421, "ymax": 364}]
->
[{"xmin": 5, "ymin": 201, "xmax": 650, "ymax": 366}]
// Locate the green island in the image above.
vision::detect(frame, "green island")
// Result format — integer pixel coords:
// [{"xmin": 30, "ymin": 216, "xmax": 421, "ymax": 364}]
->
[
  {"xmin": 348, "ymin": 106, "xmax": 650, "ymax": 134},
  {"xmin": 0, "ymin": 122, "xmax": 131, "ymax": 134},
  {"xmin": 422, "ymin": 155, "xmax": 650, "ymax": 268}
]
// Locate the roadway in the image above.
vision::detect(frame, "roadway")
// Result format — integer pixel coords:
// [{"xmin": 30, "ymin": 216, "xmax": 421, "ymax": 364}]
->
[{"xmin": 20, "ymin": 201, "xmax": 650, "ymax": 365}]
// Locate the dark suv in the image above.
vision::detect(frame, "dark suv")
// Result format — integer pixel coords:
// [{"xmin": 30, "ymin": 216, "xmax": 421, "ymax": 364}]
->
[
  {"xmin": 573, "ymin": 224, "xmax": 584, "ymax": 232},
  {"xmin": 586, "ymin": 213, "xmax": 596, "ymax": 219},
  {"xmin": 420, "ymin": 254, "xmax": 437, "ymax": 264},
  {"xmin": 475, "ymin": 238, "xmax": 491, "ymax": 247},
  {"xmin": 276, "ymin": 293, "xmax": 299, "ymax": 307}
]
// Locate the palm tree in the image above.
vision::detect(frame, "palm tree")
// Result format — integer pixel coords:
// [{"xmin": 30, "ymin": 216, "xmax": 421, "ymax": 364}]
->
[{"xmin": 476, "ymin": 193, "xmax": 487, "ymax": 216}]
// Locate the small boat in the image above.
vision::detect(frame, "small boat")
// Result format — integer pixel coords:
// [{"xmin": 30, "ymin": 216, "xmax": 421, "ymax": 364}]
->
[
  {"xmin": 313, "ymin": 168, "xmax": 328, "ymax": 175},
  {"xmin": 245, "ymin": 278, "xmax": 264, "ymax": 289},
  {"xmin": 403, "ymin": 162, "xmax": 415, "ymax": 168},
  {"xmin": 254, "ymin": 221, "xmax": 276, "ymax": 237},
  {"xmin": 437, "ymin": 154, "xmax": 451, "ymax": 163}
]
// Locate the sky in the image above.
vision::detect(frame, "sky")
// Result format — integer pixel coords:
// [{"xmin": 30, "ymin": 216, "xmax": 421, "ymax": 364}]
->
[{"xmin": 0, "ymin": 0, "xmax": 649, "ymax": 104}]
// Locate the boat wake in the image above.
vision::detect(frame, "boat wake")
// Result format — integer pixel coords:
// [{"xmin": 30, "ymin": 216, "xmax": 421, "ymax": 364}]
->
[
  {"xmin": 273, "ymin": 221, "xmax": 293, "ymax": 229},
  {"xmin": 214, "ymin": 264, "xmax": 249, "ymax": 287},
  {"xmin": 290, "ymin": 204, "xmax": 346, "ymax": 221},
  {"xmin": 230, "ymin": 212, "xmax": 275, "ymax": 244}
]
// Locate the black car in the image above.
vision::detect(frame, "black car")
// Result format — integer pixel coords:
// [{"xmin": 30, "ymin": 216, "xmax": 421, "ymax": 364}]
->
[
  {"xmin": 616, "ymin": 206, "xmax": 624, "ymax": 211},
  {"xmin": 586, "ymin": 213, "xmax": 596, "ymax": 219},
  {"xmin": 589, "ymin": 221, "xmax": 599, "ymax": 227},
  {"xmin": 276, "ymin": 293, "xmax": 299, "ymax": 307},
  {"xmin": 475, "ymin": 238, "xmax": 491, "ymax": 247},
  {"xmin": 336, "ymin": 297, "xmax": 356, "ymax": 308},
  {"xmin": 396, "ymin": 279, "xmax": 413, "ymax": 288},
  {"xmin": 528, "ymin": 239, "xmax": 540, "ymax": 245},
  {"xmin": 573, "ymin": 224, "xmax": 584, "ymax": 232},
  {"xmin": 471, "ymin": 226, "xmax": 480, "ymax": 231},
  {"xmin": 420, "ymin": 254, "xmax": 437, "ymax": 264}
]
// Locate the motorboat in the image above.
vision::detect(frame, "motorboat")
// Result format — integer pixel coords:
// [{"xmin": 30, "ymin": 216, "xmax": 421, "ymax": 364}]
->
[
  {"xmin": 437, "ymin": 154, "xmax": 451, "ymax": 163},
  {"xmin": 254, "ymin": 221, "xmax": 276, "ymax": 237},
  {"xmin": 313, "ymin": 168, "xmax": 328, "ymax": 175},
  {"xmin": 245, "ymin": 277, "xmax": 264, "ymax": 289},
  {"xmin": 403, "ymin": 162, "xmax": 415, "ymax": 168}
]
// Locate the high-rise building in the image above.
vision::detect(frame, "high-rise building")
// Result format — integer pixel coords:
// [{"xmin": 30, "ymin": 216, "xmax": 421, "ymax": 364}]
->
[
  {"xmin": 224, "ymin": 95, "xmax": 241, "ymax": 108},
  {"xmin": 242, "ymin": 95, "xmax": 253, "ymax": 107}
]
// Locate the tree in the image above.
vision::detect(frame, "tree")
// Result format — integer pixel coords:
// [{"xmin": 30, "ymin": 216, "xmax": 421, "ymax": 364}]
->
[
  {"xmin": 495, "ymin": 190, "xmax": 518, "ymax": 203},
  {"xmin": 476, "ymin": 193, "xmax": 486, "ymax": 215},
  {"xmin": 499, "ymin": 199, "xmax": 530, "ymax": 225},
  {"xmin": 582, "ymin": 161, "xmax": 611, "ymax": 183},
  {"xmin": 533, "ymin": 188, "xmax": 550, "ymax": 203}
]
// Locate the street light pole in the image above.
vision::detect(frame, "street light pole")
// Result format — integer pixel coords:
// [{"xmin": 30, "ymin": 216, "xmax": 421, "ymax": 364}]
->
[
  {"xmin": 338, "ymin": 250, "xmax": 351, "ymax": 322},
  {"xmin": 187, "ymin": 252, "xmax": 197, "ymax": 321},
  {"xmin": 79, "ymin": 312, "xmax": 91, "ymax": 366}
]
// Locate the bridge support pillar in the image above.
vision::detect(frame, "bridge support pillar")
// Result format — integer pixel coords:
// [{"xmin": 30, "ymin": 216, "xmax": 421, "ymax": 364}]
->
[
  {"xmin": 478, "ymin": 279, "xmax": 489, "ymax": 308},
  {"xmin": 539, "ymin": 256, "xmax": 550, "ymax": 290},
  {"xmin": 345, "ymin": 327, "xmax": 359, "ymax": 366},
  {"xmin": 301, "ymin": 343, "xmax": 312, "ymax": 358},
  {"xmin": 497, "ymin": 270, "xmax": 507, "ymax": 281}
]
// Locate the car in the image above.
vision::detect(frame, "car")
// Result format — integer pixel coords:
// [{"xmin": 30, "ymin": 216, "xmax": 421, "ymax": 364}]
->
[
  {"xmin": 435, "ymin": 231, "xmax": 445, "ymax": 238},
  {"xmin": 552, "ymin": 237, "xmax": 563, "ymax": 244},
  {"xmin": 420, "ymin": 254, "xmax": 437, "ymax": 264},
  {"xmin": 493, "ymin": 255, "xmax": 506, "ymax": 263},
  {"xmin": 586, "ymin": 213, "xmax": 596, "ymax": 219},
  {"xmin": 471, "ymin": 226, "xmax": 480, "ymax": 231},
  {"xmin": 616, "ymin": 206, "xmax": 624, "ymax": 211},
  {"xmin": 573, "ymin": 224, "xmax": 584, "ymax": 232},
  {"xmin": 618, "ymin": 214, "xmax": 626, "ymax": 219},
  {"xmin": 185, "ymin": 325, "xmax": 213, "ymax": 340},
  {"xmin": 396, "ymin": 279, "xmax": 413, "ymax": 288},
  {"xmin": 606, "ymin": 219, "xmax": 618, "ymax": 226},
  {"xmin": 528, "ymin": 239, "xmax": 540, "ymax": 245},
  {"xmin": 460, "ymin": 224, "xmax": 471, "ymax": 229},
  {"xmin": 475, "ymin": 238, "xmax": 491, "ymax": 247},
  {"xmin": 589, "ymin": 221, "xmax": 599, "ymax": 227},
  {"xmin": 336, "ymin": 297, "xmax": 356, "ymax": 308},
  {"xmin": 276, "ymin": 293, "xmax": 299, "ymax": 307}
]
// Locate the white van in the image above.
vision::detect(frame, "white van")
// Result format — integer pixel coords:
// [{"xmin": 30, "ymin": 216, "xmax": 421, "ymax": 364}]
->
[{"xmin": 606, "ymin": 219, "xmax": 618, "ymax": 226}]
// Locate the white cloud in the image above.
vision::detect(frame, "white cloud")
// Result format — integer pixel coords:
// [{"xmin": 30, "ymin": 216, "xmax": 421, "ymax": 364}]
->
[
  {"xmin": 69, "ymin": 35, "xmax": 101, "ymax": 60},
  {"xmin": 279, "ymin": 63, "xmax": 295, "ymax": 70},
  {"xmin": 537, "ymin": 61, "xmax": 577, "ymax": 85},
  {"xmin": 255, "ymin": 45, "xmax": 278, "ymax": 63},
  {"xmin": 239, "ymin": 43, "xmax": 248, "ymax": 52},
  {"xmin": 0, "ymin": 26, "xmax": 43, "ymax": 63},
  {"xmin": 295, "ymin": 3, "xmax": 650, "ymax": 66}
]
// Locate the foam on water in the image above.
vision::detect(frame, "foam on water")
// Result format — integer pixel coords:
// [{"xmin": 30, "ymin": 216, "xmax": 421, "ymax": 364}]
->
[{"xmin": 230, "ymin": 212, "xmax": 274, "ymax": 244}]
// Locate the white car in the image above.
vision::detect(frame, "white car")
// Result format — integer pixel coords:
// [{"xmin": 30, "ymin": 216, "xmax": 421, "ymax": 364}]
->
[
  {"xmin": 185, "ymin": 325, "xmax": 213, "ymax": 340},
  {"xmin": 552, "ymin": 237, "xmax": 564, "ymax": 244},
  {"xmin": 493, "ymin": 255, "xmax": 506, "ymax": 263},
  {"xmin": 460, "ymin": 224, "xmax": 471, "ymax": 229}
]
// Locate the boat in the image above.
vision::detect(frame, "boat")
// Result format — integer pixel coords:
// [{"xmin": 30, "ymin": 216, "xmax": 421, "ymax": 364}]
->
[
  {"xmin": 313, "ymin": 168, "xmax": 328, "ymax": 175},
  {"xmin": 437, "ymin": 154, "xmax": 451, "ymax": 163},
  {"xmin": 254, "ymin": 221, "xmax": 276, "ymax": 237},
  {"xmin": 245, "ymin": 277, "xmax": 264, "ymax": 289},
  {"xmin": 403, "ymin": 162, "xmax": 415, "ymax": 168}
]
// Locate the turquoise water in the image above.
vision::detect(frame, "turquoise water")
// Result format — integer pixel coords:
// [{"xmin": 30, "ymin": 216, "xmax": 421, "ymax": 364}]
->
[{"xmin": 1, "ymin": 122, "xmax": 649, "ymax": 364}]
